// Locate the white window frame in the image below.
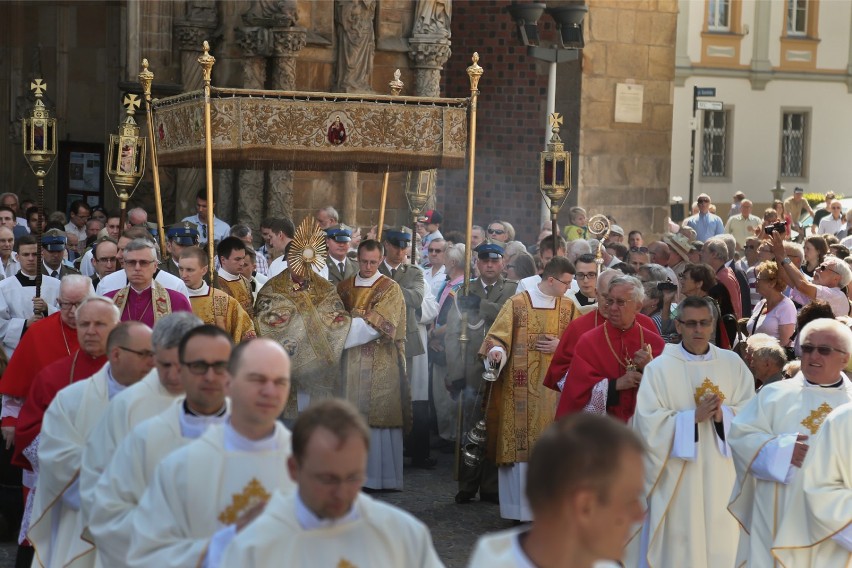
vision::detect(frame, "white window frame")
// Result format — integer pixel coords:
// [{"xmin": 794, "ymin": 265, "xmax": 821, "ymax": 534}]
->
[
  {"xmin": 787, "ymin": 0, "xmax": 808, "ymax": 36},
  {"xmin": 780, "ymin": 110, "xmax": 809, "ymax": 180},
  {"xmin": 700, "ymin": 108, "xmax": 732, "ymax": 182},
  {"xmin": 707, "ymin": 0, "xmax": 731, "ymax": 32}
]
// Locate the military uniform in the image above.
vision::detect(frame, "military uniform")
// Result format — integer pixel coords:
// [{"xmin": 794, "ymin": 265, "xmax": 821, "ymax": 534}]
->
[
  {"xmin": 445, "ymin": 244, "xmax": 517, "ymax": 503},
  {"xmin": 158, "ymin": 222, "xmax": 199, "ymax": 279},
  {"xmin": 324, "ymin": 225, "xmax": 359, "ymax": 285},
  {"xmin": 41, "ymin": 231, "xmax": 80, "ymax": 279},
  {"xmin": 378, "ymin": 230, "xmax": 425, "ymax": 359}
]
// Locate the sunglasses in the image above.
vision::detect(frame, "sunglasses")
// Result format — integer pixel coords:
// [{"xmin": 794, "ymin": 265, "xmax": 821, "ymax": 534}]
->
[
  {"xmin": 427, "ymin": 248, "xmax": 443, "ymax": 253},
  {"xmin": 697, "ymin": 198, "xmax": 710, "ymax": 203},
  {"xmin": 816, "ymin": 263, "xmax": 841, "ymax": 276},
  {"xmin": 487, "ymin": 228, "xmax": 505, "ymax": 235},
  {"xmin": 629, "ymin": 247, "xmax": 649, "ymax": 253},
  {"xmin": 800, "ymin": 344, "xmax": 847, "ymax": 356}
]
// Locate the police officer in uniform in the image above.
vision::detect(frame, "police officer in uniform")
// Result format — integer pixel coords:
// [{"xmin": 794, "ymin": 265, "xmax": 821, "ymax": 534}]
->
[
  {"xmin": 325, "ymin": 224, "xmax": 358, "ymax": 285},
  {"xmin": 41, "ymin": 230, "xmax": 80, "ymax": 279},
  {"xmin": 445, "ymin": 243, "xmax": 517, "ymax": 504},
  {"xmin": 158, "ymin": 222, "xmax": 199, "ymax": 278}
]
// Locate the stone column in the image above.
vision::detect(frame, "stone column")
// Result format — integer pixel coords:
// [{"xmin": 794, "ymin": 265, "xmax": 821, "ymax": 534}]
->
[
  {"xmin": 235, "ymin": 25, "xmax": 269, "ymax": 231},
  {"xmin": 174, "ymin": 6, "xmax": 217, "ymax": 223},
  {"xmin": 268, "ymin": 26, "xmax": 306, "ymax": 220}
]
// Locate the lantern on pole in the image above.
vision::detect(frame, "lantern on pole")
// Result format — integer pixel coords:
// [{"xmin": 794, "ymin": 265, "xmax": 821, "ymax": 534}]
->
[
  {"xmin": 21, "ymin": 79, "xmax": 58, "ymax": 299},
  {"xmin": 106, "ymin": 94, "xmax": 147, "ymax": 229},
  {"xmin": 539, "ymin": 112, "xmax": 572, "ymax": 257},
  {"xmin": 404, "ymin": 169, "xmax": 436, "ymax": 265}
]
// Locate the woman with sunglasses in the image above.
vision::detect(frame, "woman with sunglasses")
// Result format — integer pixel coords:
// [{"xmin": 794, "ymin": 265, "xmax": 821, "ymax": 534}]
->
[
  {"xmin": 747, "ymin": 261, "xmax": 796, "ymax": 347},
  {"xmin": 486, "ymin": 221, "xmax": 514, "ymax": 244}
]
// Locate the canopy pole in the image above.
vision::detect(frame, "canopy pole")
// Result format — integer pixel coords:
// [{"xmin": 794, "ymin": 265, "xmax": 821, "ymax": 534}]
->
[
  {"xmin": 139, "ymin": 59, "xmax": 167, "ymax": 260},
  {"xmin": 198, "ymin": 41, "xmax": 216, "ymax": 281},
  {"xmin": 377, "ymin": 169, "xmax": 389, "ymax": 241}
]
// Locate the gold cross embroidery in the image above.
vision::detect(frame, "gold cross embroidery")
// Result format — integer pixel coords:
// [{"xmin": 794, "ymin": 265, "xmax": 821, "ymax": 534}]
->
[
  {"xmin": 217, "ymin": 478, "xmax": 271, "ymax": 525},
  {"xmin": 801, "ymin": 402, "xmax": 833, "ymax": 435},
  {"xmin": 694, "ymin": 378, "xmax": 726, "ymax": 405}
]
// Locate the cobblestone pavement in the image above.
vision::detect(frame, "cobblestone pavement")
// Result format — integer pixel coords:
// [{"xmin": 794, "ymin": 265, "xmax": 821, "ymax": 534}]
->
[{"xmin": 0, "ymin": 451, "xmax": 511, "ymax": 568}]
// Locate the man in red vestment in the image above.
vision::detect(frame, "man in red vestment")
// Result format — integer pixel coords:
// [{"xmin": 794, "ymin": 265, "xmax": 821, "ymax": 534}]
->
[
  {"xmin": 544, "ymin": 270, "xmax": 659, "ymax": 392},
  {"xmin": 13, "ymin": 296, "xmax": 120, "ymax": 469},
  {"xmin": 0, "ymin": 275, "xmax": 92, "ymax": 448},
  {"xmin": 556, "ymin": 275, "xmax": 665, "ymax": 422},
  {"xmin": 104, "ymin": 239, "xmax": 192, "ymax": 327}
]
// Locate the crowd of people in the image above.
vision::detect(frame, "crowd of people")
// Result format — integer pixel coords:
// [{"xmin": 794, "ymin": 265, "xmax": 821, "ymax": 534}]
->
[{"xmin": 0, "ymin": 185, "xmax": 849, "ymax": 568}]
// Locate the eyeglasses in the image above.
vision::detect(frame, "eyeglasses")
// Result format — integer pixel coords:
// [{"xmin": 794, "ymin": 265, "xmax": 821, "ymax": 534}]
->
[
  {"xmin": 552, "ymin": 276, "xmax": 572, "ymax": 287},
  {"xmin": 575, "ymin": 272, "xmax": 597, "ymax": 280},
  {"xmin": 816, "ymin": 263, "xmax": 842, "ymax": 276},
  {"xmin": 604, "ymin": 297, "xmax": 630, "ymax": 308},
  {"xmin": 629, "ymin": 247, "xmax": 649, "ymax": 253},
  {"xmin": 487, "ymin": 228, "xmax": 505, "ymax": 235},
  {"xmin": 428, "ymin": 248, "xmax": 443, "ymax": 254},
  {"xmin": 124, "ymin": 259, "xmax": 155, "ymax": 268},
  {"xmin": 119, "ymin": 345, "xmax": 155, "ymax": 358},
  {"xmin": 697, "ymin": 198, "xmax": 710, "ymax": 204},
  {"xmin": 96, "ymin": 256, "xmax": 117, "ymax": 264},
  {"xmin": 181, "ymin": 359, "xmax": 229, "ymax": 375},
  {"xmin": 800, "ymin": 344, "xmax": 848, "ymax": 356},
  {"xmin": 676, "ymin": 319, "xmax": 714, "ymax": 329},
  {"xmin": 59, "ymin": 301, "xmax": 82, "ymax": 310}
]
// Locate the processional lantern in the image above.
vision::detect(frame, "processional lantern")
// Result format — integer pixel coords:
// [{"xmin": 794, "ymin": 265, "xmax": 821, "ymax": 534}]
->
[
  {"xmin": 106, "ymin": 94, "xmax": 146, "ymax": 228},
  {"xmin": 22, "ymin": 79, "xmax": 58, "ymax": 299},
  {"xmin": 539, "ymin": 112, "xmax": 571, "ymax": 256},
  {"xmin": 405, "ymin": 169, "xmax": 436, "ymax": 264}
]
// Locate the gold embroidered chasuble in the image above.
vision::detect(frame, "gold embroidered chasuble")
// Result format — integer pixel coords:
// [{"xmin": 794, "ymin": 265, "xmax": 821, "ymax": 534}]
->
[
  {"xmin": 254, "ymin": 272, "xmax": 351, "ymax": 417},
  {"xmin": 481, "ymin": 290, "xmax": 578, "ymax": 465},
  {"xmin": 337, "ymin": 275, "xmax": 410, "ymax": 430},
  {"xmin": 189, "ymin": 287, "xmax": 256, "ymax": 343},
  {"xmin": 216, "ymin": 274, "xmax": 254, "ymax": 317}
]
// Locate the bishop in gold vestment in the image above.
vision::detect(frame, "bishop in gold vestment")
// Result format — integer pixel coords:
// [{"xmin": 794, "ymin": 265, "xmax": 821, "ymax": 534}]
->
[
  {"xmin": 337, "ymin": 244, "xmax": 409, "ymax": 490},
  {"xmin": 481, "ymin": 258, "xmax": 578, "ymax": 521}
]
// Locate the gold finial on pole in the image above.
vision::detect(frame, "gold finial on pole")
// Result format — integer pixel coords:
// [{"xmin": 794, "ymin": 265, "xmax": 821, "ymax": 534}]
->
[
  {"xmin": 198, "ymin": 41, "xmax": 217, "ymax": 279},
  {"xmin": 389, "ymin": 69, "xmax": 404, "ymax": 96},
  {"xmin": 138, "ymin": 58, "xmax": 168, "ymax": 259}
]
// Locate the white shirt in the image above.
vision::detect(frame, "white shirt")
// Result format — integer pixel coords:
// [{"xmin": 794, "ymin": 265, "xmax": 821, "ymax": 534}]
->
[
  {"xmin": 181, "ymin": 214, "xmax": 230, "ymax": 245},
  {"xmin": 818, "ymin": 215, "xmax": 845, "ymax": 236}
]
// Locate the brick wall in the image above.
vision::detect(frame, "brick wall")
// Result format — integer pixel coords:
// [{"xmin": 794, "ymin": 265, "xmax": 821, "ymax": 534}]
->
[{"xmin": 437, "ymin": 0, "xmax": 558, "ymax": 245}]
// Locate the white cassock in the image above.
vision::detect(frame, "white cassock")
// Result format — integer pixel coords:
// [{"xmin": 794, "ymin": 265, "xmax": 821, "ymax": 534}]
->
[
  {"xmin": 468, "ymin": 527, "xmax": 620, "ymax": 568},
  {"xmin": 625, "ymin": 343, "xmax": 755, "ymax": 568},
  {"xmin": 126, "ymin": 421, "xmax": 295, "ymax": 568},
  {"xmin": 77, "ymin": 371, "xmax": 182, "ymax": 553},
  {"xmin": 28, "ymin": 364, "xmax": 125, "ymax": 568},
  {"xmin": 220, "ymin": 491, "xmax": 444, "ymax": 567},
  {"xmin": 515, "ymin": 274, "xmax": 577, "ymax": 296},
  {"xmin": 772, "ymin": 402, "xmax": 852, "ymax": 567},
  {"xmin": 0, "ymin": 273, "xmax": 60, "ymax": 357},
  {"xmin": 728, "ymin": 374, "xmax": 852, "ymax": 568},
  {"xmin": 413, "ymin": 286, "xmax": 439, "ymax": 402},
  {"xmin": 95, "ymin": 268, "xmax": 189, "ymax": 297},
  {"xmin": 89, "ymin": 399, "xmax": 228, "ymax": 568}
]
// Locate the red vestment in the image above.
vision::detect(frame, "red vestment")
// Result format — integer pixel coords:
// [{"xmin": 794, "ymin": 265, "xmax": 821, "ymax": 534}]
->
[
  {"xmin": 12, "ymin": 351, "xmax": 107, "ymax": 470},
  {"xmin": 0, "ymin": 313, "xmax": 78, "ymax": 402},
  {"xmin": 543, "ymin": 309, "xmax": 658, "ymax": 391},
  {"xmin": 555, "ymin": 320, "xmax": 665, "ymax": 422}
]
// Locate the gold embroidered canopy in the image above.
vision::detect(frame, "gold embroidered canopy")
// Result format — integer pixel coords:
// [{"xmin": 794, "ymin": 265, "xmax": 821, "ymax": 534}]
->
[{"xmin": 150, "ymin": 88, "xmax": 469, "ymax": 172}]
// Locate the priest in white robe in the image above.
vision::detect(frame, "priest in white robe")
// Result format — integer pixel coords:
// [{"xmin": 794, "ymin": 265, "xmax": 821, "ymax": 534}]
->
[
  {"xmin": 626, "ymin": 296, "xmax": 755, "ymax": 568},
  {"xmin": 78, "ymin": 313, "xmax": 202, "ymax": 514},
  {"xmin": 729, "ymin": 319, "xmax": 852, "ymax": 567},
  {"xmin": 771, "ymin": 405, "xmax": 852, "ymax": 567},
  {"xmin": 89, "ymin": 325, "xmax": 232, "ymax": 568},
  {"xmin": 28, "ymin": 322, "xmax": 154, "ymax": 568},
  {"xmin": 468, "ymin": 414, "xmax": 642, "ymax": 568},
  {"xmin": 126, "ymin": 338, "xmax": 296, "ymax": 568},
  {"xmin": 220, "ymin": 399, "xmax": 443, "ymax": 567}
]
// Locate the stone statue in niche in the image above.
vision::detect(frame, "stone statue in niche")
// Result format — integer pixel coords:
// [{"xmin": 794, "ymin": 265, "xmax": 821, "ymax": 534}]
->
[
  {"xmin": 333, "ymin": 0, "xmax": 376, "ymax": 93},
  {"xmin": 242, "ymin": 0, "xmax": 298, "ymax": 28},
  {"xmin": 413, "ymin": 0, "xmax": 452, "ymax": 39}
]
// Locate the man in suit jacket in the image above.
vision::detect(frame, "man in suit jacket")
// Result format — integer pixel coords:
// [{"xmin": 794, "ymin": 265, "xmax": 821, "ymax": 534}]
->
[
  {"xmin": 379, "ymin": 227, "xmax": 425, "ymax": 361},
  {"xmin": 325, "ymin": 224, "xmax": 358, "ymax": 285},
  {"xmin": 41, "ymin": 230, "xmax": 80, "ymax": 279},
  {"xmin": 444, "ymin": 243, "xmax": 517, "ymax": 504}
]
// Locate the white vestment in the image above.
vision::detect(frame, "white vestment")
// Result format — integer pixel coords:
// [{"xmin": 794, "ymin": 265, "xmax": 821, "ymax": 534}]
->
[
  {"xmin": 0, "ymin": 273, "xmax": 60, "ymax": 357},
  {"xmin": 95, "ymin": 268, "xmax": 189, "ymax": 297},
  {"xmin": 626, "ymin": 343, "xmax": 755, "ymax": 568},
  {"xmin": 412, "ymin": 286, "xmax": 439, "ymax": 402},
  {"xmin": 126, "ymin": 421, "xmax": 295, "ymax": 568},
  {"xmin": 728, "ymin": 374, "xmax": 852, "ymax": 568},
  {"xmin": 772, "ymin": 402, "xmax": 852, "ymax": 567},
  {"xmin": 220, "ymin": 490, "xmax": 444, "ymax": 567},
  {"xmin": 89, "ymin": 399, "xmax": 227, "ymax": 568},
  {"xmin": 467, "ymin": 527, "xmax": 620, "ymax": 568},
  {"xmin": 28, "ymin": 366, "xmax": 117, "ymax": 568},
  {"xmin": 79, "ymin": 369, "xmax": 178, "ymax": 523}
]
